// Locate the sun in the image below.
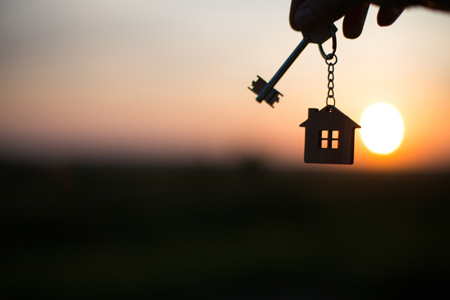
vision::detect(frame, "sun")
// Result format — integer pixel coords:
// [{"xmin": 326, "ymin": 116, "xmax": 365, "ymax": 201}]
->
[{"xmin": 360, "ymin": 103, "xmax": 404, "ymax": 155}]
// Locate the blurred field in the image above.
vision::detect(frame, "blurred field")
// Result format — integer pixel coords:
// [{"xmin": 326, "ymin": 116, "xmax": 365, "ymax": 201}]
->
[{"xmin": 1, "ymin": 161, "xmax": 450, "ymax": 299}]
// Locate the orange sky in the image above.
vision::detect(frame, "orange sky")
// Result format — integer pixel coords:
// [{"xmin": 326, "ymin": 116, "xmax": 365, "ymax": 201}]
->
[{"xmin": 1, "ymin": 1, "xmax": 450, "ymax": 171}]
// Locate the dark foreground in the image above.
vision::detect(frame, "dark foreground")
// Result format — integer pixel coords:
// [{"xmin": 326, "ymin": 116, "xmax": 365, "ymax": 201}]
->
[{"xmin": 1, "ymin": 162, "xmax": 450, "ymax": 299}]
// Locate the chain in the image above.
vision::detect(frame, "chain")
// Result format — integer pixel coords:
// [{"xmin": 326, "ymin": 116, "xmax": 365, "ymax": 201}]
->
[{"xmin": 325, "ymin": 54, "xmax": 338, "ymax": 106}]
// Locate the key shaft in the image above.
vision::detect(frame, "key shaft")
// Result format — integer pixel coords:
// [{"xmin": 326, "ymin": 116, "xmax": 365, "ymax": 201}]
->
[{"xmin": 256, "ymin": 36, "xmax": 311, "ymax": 103}]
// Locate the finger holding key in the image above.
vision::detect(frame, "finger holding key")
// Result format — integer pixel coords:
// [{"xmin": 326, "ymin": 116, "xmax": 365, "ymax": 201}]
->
[
  {"xmin": 290, "ymin": 0, "xmax": 357, "ymax": 33},
  {"xmin": 290, "ymin": 0, "xmax": 409, "ymax": 39}
]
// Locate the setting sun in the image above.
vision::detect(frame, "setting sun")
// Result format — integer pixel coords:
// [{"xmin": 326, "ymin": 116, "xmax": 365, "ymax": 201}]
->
[{"xmin": 360, "ymin": 103, "xmax": 404, "ymax": 155}]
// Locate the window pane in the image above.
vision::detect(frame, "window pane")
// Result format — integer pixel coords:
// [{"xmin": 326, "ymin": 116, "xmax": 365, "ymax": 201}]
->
[
  {"xmin": 322, "ymin": 130, "xmax": 328, "ymax": 139},
  {"xmin": 332, "ymin": 130, "xmax": 339, "ymax": 139},
  {"xmin": 332, "ymin": 140, "xmax": 339, "ymax": 149},
  {"xmin": 321, "ymin": 140, "xmax": 328, "ymax": 148}
]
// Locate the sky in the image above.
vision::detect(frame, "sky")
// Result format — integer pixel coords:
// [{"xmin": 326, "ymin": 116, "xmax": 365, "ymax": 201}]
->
[{"xmin": 1, "ymin": 0, "xmax": 450, "ymax": 171}]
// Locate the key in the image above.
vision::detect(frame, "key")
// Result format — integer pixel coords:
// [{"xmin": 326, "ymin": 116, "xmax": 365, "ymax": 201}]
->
[{"xmin": 249, "ymin": 24, "xmax": 337, "ymax": 107}]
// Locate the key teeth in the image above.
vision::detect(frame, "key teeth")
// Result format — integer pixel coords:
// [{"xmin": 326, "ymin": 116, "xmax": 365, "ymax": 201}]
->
[
  {"xmin": 265, "ymin": 89, "xmax": 283, "ymax": 108},
  {"xmin": 249, "ymin": 76, "xmax": 267, "ymax": 96},
  {"xmin": 248, "ymin": 76, "xmax": 283, "ymax": 107}
]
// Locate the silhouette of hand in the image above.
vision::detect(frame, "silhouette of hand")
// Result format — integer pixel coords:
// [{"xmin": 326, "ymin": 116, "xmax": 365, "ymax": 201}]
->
[{"xmin": 290, "ymin": 0, "xmax": 450, "ymax": 39}]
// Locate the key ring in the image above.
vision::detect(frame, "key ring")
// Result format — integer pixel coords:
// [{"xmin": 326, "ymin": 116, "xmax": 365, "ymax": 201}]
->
[{"xmin": 319, "ymin": 25, "xmax": 337, "ymax": 60}]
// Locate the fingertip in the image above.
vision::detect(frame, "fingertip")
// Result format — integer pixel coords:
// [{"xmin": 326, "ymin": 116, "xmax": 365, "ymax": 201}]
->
[
  {"xmin": 343, "ymin": 18, "xmax": 363, "ymax": 40},
  {"xmin": 343, "ymin": 30, "xmax": 361, "ymax": 40},
  {"xmin": 377, "ymin": 7, "xmax": 404, "ymax": 27},
  {"xmin": 342, "ymin": 3, "xmax": 369, "ymax": 39}
]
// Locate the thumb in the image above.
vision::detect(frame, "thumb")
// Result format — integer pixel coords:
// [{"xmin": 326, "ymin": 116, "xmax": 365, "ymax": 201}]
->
[{"xmin": 291, "ymin": 0, "xmax": 361, "ymax": 31}]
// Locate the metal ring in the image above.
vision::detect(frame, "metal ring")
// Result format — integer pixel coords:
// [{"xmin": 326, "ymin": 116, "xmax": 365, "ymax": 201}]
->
[
  {"xmin": 319, "ymin": 25, "xmax": 337, "ymax": 60},
  {"xmin": 326, "ymin": 97, "xmax": 336, "ymax": 106},
  {"xmin": 325, "ymin": 54, "xmax": 338, "ymax": 65}
]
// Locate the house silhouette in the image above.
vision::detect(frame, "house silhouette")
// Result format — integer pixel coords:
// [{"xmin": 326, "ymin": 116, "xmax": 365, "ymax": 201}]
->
[{"xmin": 300, "ymin": 105, "xmax": 360, "ymax": 164}]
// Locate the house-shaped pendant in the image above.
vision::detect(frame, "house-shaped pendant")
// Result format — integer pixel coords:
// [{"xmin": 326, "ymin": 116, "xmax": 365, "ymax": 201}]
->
[{"xmin": 300, "ymin": 105, "xmax": 360, "ymax": 164}]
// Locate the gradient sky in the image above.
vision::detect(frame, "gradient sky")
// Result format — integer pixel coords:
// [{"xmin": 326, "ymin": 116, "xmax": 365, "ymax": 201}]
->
[{"xmin": 1, "ymin": 0, "xmax": 450, "ymax": 171}]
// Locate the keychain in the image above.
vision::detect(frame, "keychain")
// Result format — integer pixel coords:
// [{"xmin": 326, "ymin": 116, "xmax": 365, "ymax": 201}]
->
[{"xmin": 249, "ymin": 25, "xmax": 360, "ymax": 165}]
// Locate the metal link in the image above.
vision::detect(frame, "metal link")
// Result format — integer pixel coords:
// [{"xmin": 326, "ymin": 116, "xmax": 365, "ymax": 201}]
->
[{"xmin": 325, "ymin": 54, "xmax": 337, "ymax": 106}]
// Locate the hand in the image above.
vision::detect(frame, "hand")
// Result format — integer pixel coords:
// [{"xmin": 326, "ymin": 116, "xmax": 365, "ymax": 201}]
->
[{"xmin": 290, "ymin": 0, "xmax": 450, "ymax": 39}]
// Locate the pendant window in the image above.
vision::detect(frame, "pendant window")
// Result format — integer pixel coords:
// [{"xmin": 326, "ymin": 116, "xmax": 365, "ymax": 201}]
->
[{"xmin": 320, "ymin": 130, "xmax": 339, "ymax": 149}]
